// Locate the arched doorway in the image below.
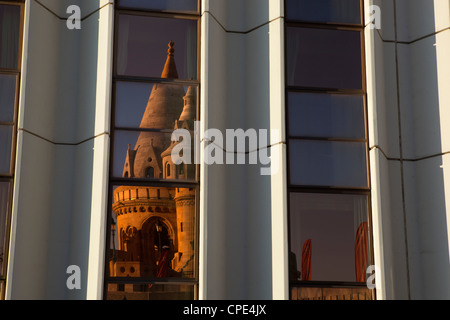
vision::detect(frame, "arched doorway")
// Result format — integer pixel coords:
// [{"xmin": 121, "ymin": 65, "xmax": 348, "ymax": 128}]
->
[{"xmin": 140, "ymin": 217, "xmax": 177, "ymax": 277}]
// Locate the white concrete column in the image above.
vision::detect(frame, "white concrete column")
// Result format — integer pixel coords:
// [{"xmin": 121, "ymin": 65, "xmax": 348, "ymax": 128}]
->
[
  {"xmin": 6, "ymin": 0, "xmax": 114, "ymax": 299},
  {"xmin": 199, "ymin": 0, "xmax": 286, "ymax": 300}
]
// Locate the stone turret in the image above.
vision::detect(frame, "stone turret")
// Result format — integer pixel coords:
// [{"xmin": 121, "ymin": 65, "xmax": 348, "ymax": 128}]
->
[
  {"xmin": 125, "ymin": 42, "xmax": 186, "ymax": 179},
  {"xmin": 110, "ymin": 42, "xmax": 196, "ymax": 284}
]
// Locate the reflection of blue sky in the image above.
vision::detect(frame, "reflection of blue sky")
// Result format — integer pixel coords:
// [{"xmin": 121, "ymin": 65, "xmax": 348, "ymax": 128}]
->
[
  {"xmin": 118, "ymin": 15, "xmax": 197, "ymax": 79},
  {"xmin": 115, "ymin": 82, "xmax": 190, "ymax": 129},
  {"xmin": 286, "ymin": 0, "xmax": 361, "ymax": 24},
  {"xmin": 115, "ymin": 82, "xmax": 153, "ymax": 128},
  {"xmin": 119, "ymin": 0, "xmax": 198, "ymax": 14},
  {"xmin": 287, "ymin": 27, "xmax": 362, "ymax": 89},
  {"xmin": 288, "ymin": 92, "xmax": 365, "ymax": 139}
]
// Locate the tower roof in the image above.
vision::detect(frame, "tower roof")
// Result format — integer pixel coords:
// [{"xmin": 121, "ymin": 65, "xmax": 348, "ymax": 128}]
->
[
  {"xmin": 125, "ymin": 41, "xmax": 185, "ymax": 179},
  {"xmin": 179, "ymin": 86, "xmax": 196, "ymax": 122},
  {"xmin": 160, "ymin": 41, "xmax": 179, "ymax": 79}
]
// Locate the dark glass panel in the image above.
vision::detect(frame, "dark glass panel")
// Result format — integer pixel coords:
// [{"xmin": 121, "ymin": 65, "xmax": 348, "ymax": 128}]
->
[
  {"xmin": 289, "ymin": 193, "xmax": 369, "ymax": 282},
  {"xmin": 0, "ymin": 74, "xmax": 17, "ymax": 123},
  {"xmin": 286, "ymin": 27, "xmax": 362, "ymax": 89},
  {"xmin": 0, "ymin": 181, "xmax": 10, "ymax": 277},
  {"xmin": 288, "ymin": 92, "xmax": 365, "ymax": 139},
  {"xmin": 115, "ymin": 81, "xmax": 197, "ymax": 130},
  {"xmin": 106, "ymin": 282, "xmax": 195, "ymax": 300},
  {"xmin": 286, "ymin": 0, "xmax": 361, "ymax": 24},
  {"xmin": 108, "ymin": 185, "xmax": 196, "ymax": 279},
  {"xmin": 116, "ymin": 14, "xmax": 197, "ymax": 80},
  {"xmin": 0, "ymin": 126, "xmax": 13, "ymax": 174},
  {"xmin": 289, "ymin": 139, "xmax": 367, "ymax": 187},
  {"xmin": 0, "ymin": 4, "xmax": 21, "ymax": 69},
  {"xmin": 113, "ymin": 130, "xmax": 196, "ymax": 181},
  {"xmin": 118, "ymin": 0, "xmax": 198, "ymax": 14}
]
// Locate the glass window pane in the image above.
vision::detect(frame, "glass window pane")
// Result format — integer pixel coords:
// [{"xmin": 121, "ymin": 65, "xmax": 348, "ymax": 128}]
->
[
  {"xmin": 0, "ymin": 181, "xmax": 10, "ymax": 277},
  {"xmin": 0, "ymin": 125, "xmax": 13, "ymax": 174},
  {"xmin": 288, "ymin": 92, "xmax": 365, "ymax": 139},
  {"xmin": 115, "ymin": 81, "xmax": 197, "ymax": 130},
  {"xmin": 108, "ymin": 185, "xmax": 196, "ymax": 279},
  {"xmin": 289, "ymin": 193, "xmax": 369, "ymax": 283},
  {"xmin": 113, "ymin": 130, "xmax": 196, "ymax": 181},
  {"xmin": 286, "ymin": 0, "xmax": 361, "ymax": 24},
  {"xmin": 289, "ymin": 139, "xmax": 367, "ymax": 187},
  {"xmin": 118, "ymin": 0, "xmax": 198, "ymax": 14},
  {"xmin": 116, "ymin": 14, "xmax": 197, "ymax": 80},
  {"xmin": 0, "ymin": 4, "xmax": 21, "ymax": 69},
  {"xmin": 286, "ymin": 27, "xmax": 362, "ymax": 90},
  {"xmin": 0, "ymin": 74, "xmax": 17, "ymax": 123},
  {"xmin": 106, "ymin": 282, "xmax": 195, "ymax": 300}
]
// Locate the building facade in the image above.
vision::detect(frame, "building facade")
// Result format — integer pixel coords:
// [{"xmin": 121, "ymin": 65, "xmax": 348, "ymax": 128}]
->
[{"xmin": 0, "ymin": 0, "xmax": 449, "ymax": 300}]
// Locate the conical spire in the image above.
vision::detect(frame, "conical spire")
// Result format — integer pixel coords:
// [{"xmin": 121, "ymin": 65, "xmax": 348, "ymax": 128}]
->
[
  {"xmin": 161, "ymin": 41, "xmax": 179, "ymax": 79},
  {"xmin": 125, "ymin": 41, "xmax": 185, "ymax": 179},
  {"xmin": 179, "ymin": 86, "xmax": 196, "ymax": 122}
]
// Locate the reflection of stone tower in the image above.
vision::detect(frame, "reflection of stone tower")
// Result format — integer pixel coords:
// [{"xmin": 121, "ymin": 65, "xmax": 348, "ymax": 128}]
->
[
  {"xmin": 162, "ymin": 85, "xmax": 197, "ymax": 277},
  {"xmin": 111, "ymin": 42, "xmax": 196, "ymax": 280}
]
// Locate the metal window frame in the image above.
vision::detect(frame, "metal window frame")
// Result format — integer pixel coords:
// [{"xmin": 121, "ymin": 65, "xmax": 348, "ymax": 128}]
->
[
  {"xmin": 103, "ymin": 5, "xmax": 201, "ymax": 300},
  {"xmin": 0, "ymin": 0, "xmax": 24, "ymax": 300},
  {"xmin": 284, "ymin": 0, "xmax": 375, "ymax": 300}
]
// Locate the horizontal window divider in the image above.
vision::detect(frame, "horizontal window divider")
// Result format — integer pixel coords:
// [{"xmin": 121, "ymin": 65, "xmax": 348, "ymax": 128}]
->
[
  {"xmin": 285, "ymin": 21, "xmax": 364, "ymax": 31},
  {"xmin": 0, "ymin": 70, "xmax": 20, "ymax": 76},
  {"xmin": 286, "ymin": 86, "xmax": 365, "ymax": 95},
  {"xmin": 116, "ymin": 8, "xmax": 200, "ymax": 20},
  {"xmin": 0, "ymin": 176, "xmax": 13, "ymax": 181},
  {"xmin": 287, "ymin": 186, "xmax": 370, "ymax": 194},
  {"xmin": 105, "ymin": 277, "xmax": 198, "ymax": 284},
  {"xmin": 290, "ymin": 280, "xmax": 369, "ymax": 288},
  {"xmin": 288, "ymin": 136, "xmax": 367, "ymax": 143},
  {"xmin": 110, "ymin": 178, "xmax": 199, "ymax": 188},
  {"xmin": 113, "ymin": 76, "xmax": 199, "ymax": 86},
  {"xmin": 0, "ymin": 122, "xmax": 15, "ymax": 127},
  {"xmin": 113, "ymin": 127, "xmax": 181, "ymax": 134}
]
